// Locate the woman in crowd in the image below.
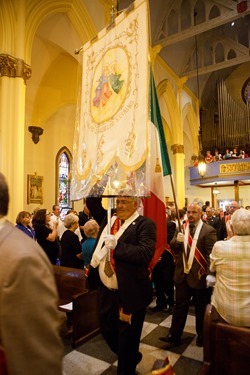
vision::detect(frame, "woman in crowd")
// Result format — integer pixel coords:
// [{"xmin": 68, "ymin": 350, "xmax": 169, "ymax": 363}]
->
[
  {"xmin": 81, "ymin": 219, "xmax": 99, "ymax": 266},
  {"xmin": 60, "ymin": 213, "xmax": 83, "ymax": 269},
  {"xmin": 32, "ymin": 209, "xmax": 59, "ymax": 265},
  {"xmin": 15, "ymin": 210, "xmax": 36, "ymax": 239}
]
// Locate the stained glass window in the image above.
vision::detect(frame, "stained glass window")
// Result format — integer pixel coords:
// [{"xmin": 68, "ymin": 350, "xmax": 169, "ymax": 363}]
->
[{"xmin": 58, "ymin": 152, "xmax": 70, "ymax": 208}]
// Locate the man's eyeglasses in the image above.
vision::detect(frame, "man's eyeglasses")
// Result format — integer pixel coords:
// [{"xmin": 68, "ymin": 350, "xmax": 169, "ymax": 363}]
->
[{"xmin": 116, "ymin": 200, "xmax": 134, "ymax": 206}]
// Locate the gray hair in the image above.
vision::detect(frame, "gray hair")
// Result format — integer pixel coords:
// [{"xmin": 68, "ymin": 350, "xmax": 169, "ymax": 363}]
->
[
  {"xmin": 231, "ymin": 208, "xmax": 250, "ymax": 235},
  {"xmin": 64, "ymin": 213, "xmax": 79, "ymax": 228},
  {"xmin": 83, "ymin": 219, "xmax": 99, "ymax": 238}
]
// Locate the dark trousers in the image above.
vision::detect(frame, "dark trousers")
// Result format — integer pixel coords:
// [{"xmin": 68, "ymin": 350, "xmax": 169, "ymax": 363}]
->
[
  {"xmin": 152, "ymin": 251, "xmax": 175, "ymax": 307},
  {"xmin": 170, "ymin": 278, "xmax": 212, "ymax": 339},
  {"xmin": 97, "ymin": 284, "xmax": 145, "ymax": 375}
]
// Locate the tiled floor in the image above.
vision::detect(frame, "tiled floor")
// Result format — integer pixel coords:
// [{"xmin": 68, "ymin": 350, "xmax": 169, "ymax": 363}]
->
[{"xmin": 62, "ymin": 301, "xmax": 203, "ymax": 375}]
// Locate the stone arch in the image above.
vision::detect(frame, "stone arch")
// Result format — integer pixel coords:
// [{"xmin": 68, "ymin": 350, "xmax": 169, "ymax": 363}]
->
[
  {"xmin": 25, "ymin": 0, "xmax": 97, "ymax": 63},
  {"xmin": 167, "ymin": 9, "xmax": 178, "ymax": 36},
  {"xmin": 227, "ymin": 49, "xmax": 236, "ymax": 60},
  {"xmin": 215, "ymin": 43, "xmax": 224, "ymax": 63},
  {"xmin": 157, "ymin": 79, "xmax": 181, "ymax": 143},
  {"xmin": 180, "ymin": 0, "xmax": 191, "ymax": 31},
  {"xmin": 182, "ymin": 102, "xmax": 199, "ymax": 156},
  {"xmin": 0, "ymin": 1, "xmax": 15, "ymax": 53},
  {"xmin": 209, "ymin": 5, "xmax": 220, "ymax": 20}
]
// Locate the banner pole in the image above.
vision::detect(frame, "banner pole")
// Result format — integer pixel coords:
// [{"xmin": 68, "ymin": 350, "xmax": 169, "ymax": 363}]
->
[{"xmin": 107, "ymin": 177, "xmax": 112, "ymax": 235}]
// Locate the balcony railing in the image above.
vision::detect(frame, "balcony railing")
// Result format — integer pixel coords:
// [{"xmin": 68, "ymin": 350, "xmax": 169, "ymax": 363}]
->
[{"xmin": 189, "ymin": 158, "xmax": 250, "ymax": 186}]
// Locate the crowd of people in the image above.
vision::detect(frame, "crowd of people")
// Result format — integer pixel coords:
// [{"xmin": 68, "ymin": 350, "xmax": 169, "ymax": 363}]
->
[
  {"xmin": 193, "ymin": 147, "xmax": 249, "ymax": 166},
  {"xmin": 1, "ymin": 170, "xmax": 250, "ymax": 374}
]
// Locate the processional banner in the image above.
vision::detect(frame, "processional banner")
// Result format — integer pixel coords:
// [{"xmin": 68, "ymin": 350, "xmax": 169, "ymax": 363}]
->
[{"xmin": 71, "ymin": 0, "xmax": 150, "ymax": 199}]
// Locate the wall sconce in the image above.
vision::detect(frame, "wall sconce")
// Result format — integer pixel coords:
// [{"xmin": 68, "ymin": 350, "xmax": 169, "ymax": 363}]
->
[
  {"xmin": 198, "ymin": 154, "xmax": 206, "ymax": 177},
  {"xmin": 28, "ymin": 126, "xmax": 43, "ymax": 144}
]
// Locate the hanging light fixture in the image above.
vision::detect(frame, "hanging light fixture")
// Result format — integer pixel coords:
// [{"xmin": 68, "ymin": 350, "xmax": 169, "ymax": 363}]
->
[
  {"xmin": 213, "ymin": 183, "xmax": 220, "ymax": 195},
  {"xmin": 197, "ymin": 154, "xmax": 206, "ymax": 177},
  {"xmin": 194, "ymin": 9, "xmax": 206, "ymax": 178}
]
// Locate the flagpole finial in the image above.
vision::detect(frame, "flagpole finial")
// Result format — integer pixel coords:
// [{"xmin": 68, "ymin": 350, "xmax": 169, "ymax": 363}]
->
[{"xmin": 155, "ymin": 158, "xmax": 162, "ymax": 173}]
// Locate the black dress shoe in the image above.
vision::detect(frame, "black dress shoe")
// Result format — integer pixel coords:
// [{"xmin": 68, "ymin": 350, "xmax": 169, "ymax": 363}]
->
[
  {"xmin": 159, "ymin": 334, "xmax": 181, "ymax": 348},
  {"xmin": 135, "ymin": 351, "xmax": 143, "ymax": 365},
  {"xmin": 196, "ymin": 336, "xmax": 203, "ymax": 347},
  {"xmin": 168, "ymin": 305, "xmax": 174, "ymax": 314},
  {"xmin": 152, "ymin": 305, "xmax": 167, "ymax": 312}
]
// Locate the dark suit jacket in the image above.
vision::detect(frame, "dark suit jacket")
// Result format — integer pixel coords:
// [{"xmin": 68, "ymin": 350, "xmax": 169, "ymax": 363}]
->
[
  {"xmin": 170, "ymin": 222, "xmax": 217, "ymax": 289},
  {"xmin": 87, "ymin": 197, "xmax": 156, "ymax": 313}
]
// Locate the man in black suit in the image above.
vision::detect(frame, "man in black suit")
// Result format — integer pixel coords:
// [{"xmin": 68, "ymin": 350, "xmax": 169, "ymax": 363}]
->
[
  {"xmin": 88, "ymin": 196, "xmax": 156, "ymax": 375},
  {"xmin": 160, "ymin": 202, "xmax": 217, "ymax": 348}
]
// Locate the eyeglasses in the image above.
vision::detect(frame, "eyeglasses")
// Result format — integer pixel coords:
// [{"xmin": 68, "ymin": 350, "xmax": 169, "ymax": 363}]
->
[{"xmin": 116, "ymin": 199, "xmax": 134, "ymax": 206}]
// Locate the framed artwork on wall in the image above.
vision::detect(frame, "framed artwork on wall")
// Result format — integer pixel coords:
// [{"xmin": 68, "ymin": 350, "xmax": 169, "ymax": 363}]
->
[{"xmin": 27, "ymin": 174, "xmax": 43, "ymax": 204}]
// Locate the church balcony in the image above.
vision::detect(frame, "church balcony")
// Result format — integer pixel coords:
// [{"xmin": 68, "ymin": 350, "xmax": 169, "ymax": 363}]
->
[{"xmin": 189, "ymin": 158, "xmax": 250, "ymax": 187}]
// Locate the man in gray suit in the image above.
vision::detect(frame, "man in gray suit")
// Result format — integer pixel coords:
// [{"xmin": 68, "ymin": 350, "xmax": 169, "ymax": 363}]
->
[
  {"xmin": 0, "ymin": 172, "xmax": 63, "ymax": 374},
  {"xmin": 160, "ymin": 202, "xmax": 217, "ymax": 348}
]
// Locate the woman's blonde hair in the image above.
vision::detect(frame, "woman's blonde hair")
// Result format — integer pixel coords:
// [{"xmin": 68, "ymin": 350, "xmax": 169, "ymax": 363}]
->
[{"xmin": 64, "ymin": 213, "xmax": 79, "ymax": 229}]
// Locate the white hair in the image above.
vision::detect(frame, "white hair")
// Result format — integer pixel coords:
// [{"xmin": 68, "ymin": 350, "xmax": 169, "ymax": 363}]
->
[{"xmin": 231, "ymin": 208, "xmax": 250, "ymax": 235}]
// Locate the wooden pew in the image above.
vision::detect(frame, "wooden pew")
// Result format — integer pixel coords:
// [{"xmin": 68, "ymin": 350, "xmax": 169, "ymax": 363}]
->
[
  {"xmin": 53, "ymin": 265, "xmax": 99, "ymax": 348},
  {"xmin": 199, "ymin": 304, "xmax": 250, "ymax": 375}
]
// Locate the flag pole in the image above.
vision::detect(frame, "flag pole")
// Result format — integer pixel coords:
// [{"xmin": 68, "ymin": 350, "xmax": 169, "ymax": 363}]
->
[
  {"xmin": 169, "ymin": 174, "xmax": 183, "ymax": 233},
  {"xmin": 169, "ymin": 173, "xmax": 188, "ymax": 268}
]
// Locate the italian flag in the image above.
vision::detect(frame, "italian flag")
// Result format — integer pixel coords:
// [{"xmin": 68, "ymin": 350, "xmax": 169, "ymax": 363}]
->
[{"xmin": 143, "ymin": 72, "xmax": 172, "ymax": 269}]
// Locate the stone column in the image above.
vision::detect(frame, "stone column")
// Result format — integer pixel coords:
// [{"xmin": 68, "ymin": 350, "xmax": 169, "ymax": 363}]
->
[
  {"xmin": 0, "ymin": 54, "xmax": 31, "ymax": 220},
  {"xmin": 171, "ymin": 143, "xmax": 185, "ymax": 208}
]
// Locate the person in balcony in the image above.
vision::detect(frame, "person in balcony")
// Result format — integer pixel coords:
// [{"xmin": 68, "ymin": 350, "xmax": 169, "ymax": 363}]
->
[
  {"xmin": 213, "ymin": 150, "xmax": 222, "ymax": 161},
  {"xmin": 223, "ymin": 149, "xmax": 231, "ymax": 159},
  {"xmin": 205, "ymin": 150, "xmax": 214, "ymax": 163},
  {"xmin": 231, "ymin": 147, "xmax": 239, "ymax": 158}
]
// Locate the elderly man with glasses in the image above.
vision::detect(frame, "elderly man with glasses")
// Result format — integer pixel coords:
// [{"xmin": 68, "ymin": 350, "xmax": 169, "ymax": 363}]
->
[{"xmin": 87, "ymin": 194, "xmax": 156, "ymax": 375}]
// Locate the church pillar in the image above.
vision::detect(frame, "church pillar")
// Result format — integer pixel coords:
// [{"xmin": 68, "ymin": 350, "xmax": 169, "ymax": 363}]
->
[
  {"xmin": 0, "ymin": 54, "xmax": 31, "ymax": 220},
  {"xmin": 170, "ymin": 144, "xmax": 185, "ymax": 208}
]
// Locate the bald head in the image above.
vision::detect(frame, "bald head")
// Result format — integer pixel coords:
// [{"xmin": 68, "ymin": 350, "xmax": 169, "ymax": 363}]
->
[
  {"xmin": 187, "ymin": 203, "xmax": 202, "ymax": 224},
  {"xmin": 229, "ymin": 201, "xmax": 240, "ymax": 215}
]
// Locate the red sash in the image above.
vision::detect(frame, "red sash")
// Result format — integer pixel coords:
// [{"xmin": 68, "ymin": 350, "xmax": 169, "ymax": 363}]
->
[
  {"xmin": 166, "ymin": 243, "xmax": 177, "ymax": 263},
  {"xmin": 110, "ymin": 217, "xmax": 122, "ymax": 270},
  {"xmin": 186, "ymin": 228, "xmax": 207, "ymax": 279}
]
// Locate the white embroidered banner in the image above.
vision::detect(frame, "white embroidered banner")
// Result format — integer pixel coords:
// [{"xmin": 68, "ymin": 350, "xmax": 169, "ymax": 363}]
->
[{"xmin": 71, "ymin": 0, "xmax": 150, "ymax": 199}]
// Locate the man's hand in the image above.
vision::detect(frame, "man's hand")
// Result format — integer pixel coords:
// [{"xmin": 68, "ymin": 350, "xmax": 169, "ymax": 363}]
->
[
  {"xmin": 104, "ymin": 234, "xmax": 117, "ymax": 249},
  {"xmin": 176, "ymin": 232, "xmax": 184, "ymax": 243}
]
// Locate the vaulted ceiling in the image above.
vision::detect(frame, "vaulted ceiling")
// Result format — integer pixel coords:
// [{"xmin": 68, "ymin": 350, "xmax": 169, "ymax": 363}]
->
[{"xmin": 118, "ymin": 0, "xmax": 250, "ymax": 109}]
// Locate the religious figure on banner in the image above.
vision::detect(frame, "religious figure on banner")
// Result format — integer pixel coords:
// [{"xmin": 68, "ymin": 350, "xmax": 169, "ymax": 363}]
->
[
  {"xmin": 91, "ymin": 47, "xmax": 128, "ymax": 124},
  {"xmin": 93, "ymin": 61, "xmax": 124, "ymax": 107}
]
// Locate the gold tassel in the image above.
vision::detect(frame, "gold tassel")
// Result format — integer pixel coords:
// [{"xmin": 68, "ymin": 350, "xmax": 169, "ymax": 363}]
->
[{"xmin": 155, "ymin": 158, "xmax": 162, "ymax": 173}]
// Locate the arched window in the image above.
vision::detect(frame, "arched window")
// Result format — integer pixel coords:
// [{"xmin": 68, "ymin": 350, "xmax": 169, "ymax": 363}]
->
[{"xmin": 56, "ymin": 147, "xmax": 72, "ymax": 210}]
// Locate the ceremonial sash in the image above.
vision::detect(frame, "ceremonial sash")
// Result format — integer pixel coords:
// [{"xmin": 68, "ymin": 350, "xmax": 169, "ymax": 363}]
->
[
  {"xmin": 183, "ymin": 220, "xmax": 207, "ymax": 279},
  {"xmin": 97, "ymin": 211, "xmax": 139, "ymax": 289}
]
